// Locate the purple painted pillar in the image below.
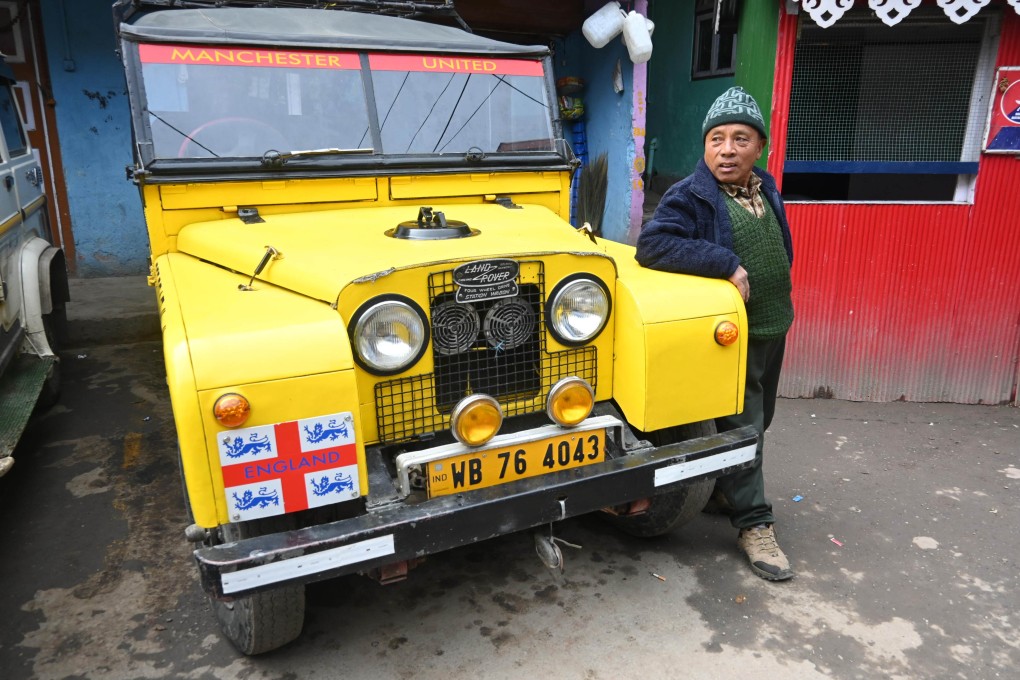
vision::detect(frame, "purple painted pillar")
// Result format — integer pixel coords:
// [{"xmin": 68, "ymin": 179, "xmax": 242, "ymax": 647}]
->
[{"xmin": 627, "ymin": 0, "xmax": 649, "ymax": 245}]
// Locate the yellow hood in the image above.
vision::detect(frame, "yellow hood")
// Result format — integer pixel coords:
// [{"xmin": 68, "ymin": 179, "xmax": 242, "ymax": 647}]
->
[{"xmin": 176, "ymin": 203, "xmax": 610, "ymax": 303}]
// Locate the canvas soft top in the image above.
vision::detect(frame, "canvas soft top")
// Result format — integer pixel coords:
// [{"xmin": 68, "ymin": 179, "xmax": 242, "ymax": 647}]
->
[{"xmin": 118, "ymin": 7, "xmax": 550, "ymax": 57}]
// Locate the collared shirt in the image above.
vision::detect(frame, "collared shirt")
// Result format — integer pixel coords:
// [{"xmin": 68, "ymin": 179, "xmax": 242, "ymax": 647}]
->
[{"xmin": 718, "ymin": 173, "xmax": 765, "ymax": 218}]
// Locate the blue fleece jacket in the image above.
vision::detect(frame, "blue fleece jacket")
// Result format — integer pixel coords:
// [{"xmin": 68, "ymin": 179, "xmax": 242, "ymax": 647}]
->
[{"xmin": 635, "ymin": 160, "xmax": 793, "ymax": 278}]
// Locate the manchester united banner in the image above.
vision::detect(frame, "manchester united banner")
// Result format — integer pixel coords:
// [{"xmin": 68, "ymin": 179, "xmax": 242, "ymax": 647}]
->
[{"xmin": 139, "ymin": 44, "xmax": 360, "ymax": 70}]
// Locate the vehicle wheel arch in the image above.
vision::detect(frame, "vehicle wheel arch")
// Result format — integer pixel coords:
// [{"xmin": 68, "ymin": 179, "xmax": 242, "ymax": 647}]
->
[
  {"xmin": 18, "ymin": 238, "xmax": 68, "ymax": 356},
  {"xmin": 602, "ymin": 419, "xmax": 718, "ymax": 538}
]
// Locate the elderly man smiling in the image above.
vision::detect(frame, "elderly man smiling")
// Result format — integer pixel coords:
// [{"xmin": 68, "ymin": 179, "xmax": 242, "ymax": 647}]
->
[{"xmin": 636, "ymin": 86, "xmax": 795, "ymax": 581}]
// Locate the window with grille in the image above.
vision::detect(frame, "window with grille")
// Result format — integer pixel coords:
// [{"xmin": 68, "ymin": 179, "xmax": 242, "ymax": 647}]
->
[{"xmin": 783, "ymin": 7, "xmax": 999, "ymax": 202}]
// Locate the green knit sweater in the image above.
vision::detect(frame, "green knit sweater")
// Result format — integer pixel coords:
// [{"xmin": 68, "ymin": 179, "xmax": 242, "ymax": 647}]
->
[{"xmin": 724, "ymin": 195, "xmax": 794, "ymax": 340}]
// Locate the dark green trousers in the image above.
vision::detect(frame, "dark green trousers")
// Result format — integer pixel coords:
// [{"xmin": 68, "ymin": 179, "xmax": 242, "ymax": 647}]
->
[{"xmin": 714, "ymin": 335, "xmax": 786, "ymax": 529}]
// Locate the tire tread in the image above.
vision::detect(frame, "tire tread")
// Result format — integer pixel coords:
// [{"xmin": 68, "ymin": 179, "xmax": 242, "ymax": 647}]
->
[{"xmin": 212, "ymin": 517, "xmax": 306, "ymax": 655}]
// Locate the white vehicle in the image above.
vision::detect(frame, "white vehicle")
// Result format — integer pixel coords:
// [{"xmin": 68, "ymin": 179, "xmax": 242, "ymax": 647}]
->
[{"xmin": 0, "ymin": 57, "xmax": 68, "ymax": 477}]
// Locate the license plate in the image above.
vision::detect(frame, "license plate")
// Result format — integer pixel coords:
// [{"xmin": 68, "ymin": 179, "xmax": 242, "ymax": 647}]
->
[{"xmin": 426, "ymin": 429, "xmax": 606, "ymax": 498}]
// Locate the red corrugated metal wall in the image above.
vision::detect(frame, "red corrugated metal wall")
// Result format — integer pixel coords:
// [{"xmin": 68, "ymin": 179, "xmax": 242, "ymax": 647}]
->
[{"xmin": 770, "ymin": 6, "xmax": 1020, "ymax": 405}]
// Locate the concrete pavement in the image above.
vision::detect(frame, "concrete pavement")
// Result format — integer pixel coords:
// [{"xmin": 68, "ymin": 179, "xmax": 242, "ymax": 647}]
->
[
  {"xmin": 66, "ymin": 276, "xmax": 159, "ymax": 348},
  {"xmin": 0, "ymin": 276, "xmax": 1017, "ymax": 679}
]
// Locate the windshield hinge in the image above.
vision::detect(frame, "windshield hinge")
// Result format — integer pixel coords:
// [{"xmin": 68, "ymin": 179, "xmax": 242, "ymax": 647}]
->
[
  {"xmin": 237, "ymin": 207, "xmax": 265, "ymax": 224},
  {"xmin": 487, "ymin": 195, "xmax": 521, "ymax": 209}
]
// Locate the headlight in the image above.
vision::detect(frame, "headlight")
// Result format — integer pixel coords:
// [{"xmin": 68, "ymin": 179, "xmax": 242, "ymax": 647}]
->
[
  {"xmin": 547, "ymin": 276, "xmax": 611, "ymax": 346},
  {"xmin": 451, "ymin": 394, "xmax": 503, "ymax": 446},
  {"xmin": 351, "ymin": 297, "xmax": 429, "ymax": 375},
  {"xmin": 546, "ymin": 377, "xmax": 594, "ymax": 427}
]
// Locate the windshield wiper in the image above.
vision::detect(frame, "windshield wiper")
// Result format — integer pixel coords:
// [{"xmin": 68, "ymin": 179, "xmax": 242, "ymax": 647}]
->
[{"xmin": 261, "ymin": 147, "xmax": 373, "ymax": 168}]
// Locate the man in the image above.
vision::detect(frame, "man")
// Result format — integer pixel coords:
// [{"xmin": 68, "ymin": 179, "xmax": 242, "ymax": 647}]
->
[{"xmin": 635, "ymin": 86, "xmax": 795, "ymax": 581}]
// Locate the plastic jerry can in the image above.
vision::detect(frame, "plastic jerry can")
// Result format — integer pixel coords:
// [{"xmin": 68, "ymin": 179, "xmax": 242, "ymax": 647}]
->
[
  {"xmin": 582, "ymin": 1, "xmax": 626, "ymax": 49},
  {"xmin": 622, "ymin": 11, "xmax": 653, "ymax": 63}
]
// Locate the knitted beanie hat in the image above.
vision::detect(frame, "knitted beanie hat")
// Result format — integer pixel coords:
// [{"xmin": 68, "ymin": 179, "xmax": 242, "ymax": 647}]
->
[{"xmin": 702, "ymin": 86, "xmax": 768, "ymax": 139}]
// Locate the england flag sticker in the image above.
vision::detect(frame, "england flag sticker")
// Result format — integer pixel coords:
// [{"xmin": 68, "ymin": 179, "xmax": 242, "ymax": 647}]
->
[{"xmin": 219, "ymin": 412, "xmax": 359, "ymax": 521}]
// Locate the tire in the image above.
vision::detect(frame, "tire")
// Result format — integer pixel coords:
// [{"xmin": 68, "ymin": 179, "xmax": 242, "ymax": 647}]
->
[
  {"xmin": 213, "ymin": 585, "xmax": 306, "ymax": 656},
  {"xmin": 210, "ymin": 519, "xmax": 306, "ymax": 655},
  {"xmin": 604, "ymin": 420, "xmax": 717, "ymax": 538}
]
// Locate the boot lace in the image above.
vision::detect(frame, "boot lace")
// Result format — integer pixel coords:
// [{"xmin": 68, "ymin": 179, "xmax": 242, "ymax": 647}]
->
[{"xmin": 751, "ymin": 526, "xmax": 779, "ymax": 555}]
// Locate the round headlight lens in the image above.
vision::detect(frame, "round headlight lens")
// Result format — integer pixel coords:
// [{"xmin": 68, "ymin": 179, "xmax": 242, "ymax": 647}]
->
[
  {"xmin": 451, "ymin": 394, "xmax": 503, "ymax": 447},
  {"xmin": 546, "ymin": 377, "xmax": 594, "ymax": 427},
  {"xmin": 548, "ymin": 278, "xmax": 610, "ymax": 345},
  {"xmin": 353, "ymin": 300, "xmax": 427, "ymax": 374}
]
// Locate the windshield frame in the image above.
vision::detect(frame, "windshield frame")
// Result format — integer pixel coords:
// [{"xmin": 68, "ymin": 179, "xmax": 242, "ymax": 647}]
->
[{"xmin": 121, "ymin": 39, "xmax": 568, "ymax": 179}]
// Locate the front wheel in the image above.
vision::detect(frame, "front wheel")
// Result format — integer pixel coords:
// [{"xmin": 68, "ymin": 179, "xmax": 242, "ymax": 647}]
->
[
  {"xmin": 603, "ymin": 421, "xmax": 717, "ymax": 538},
  {"xmin": 210, "ymin": 519, "xmax": 305, "ymax": 655}
]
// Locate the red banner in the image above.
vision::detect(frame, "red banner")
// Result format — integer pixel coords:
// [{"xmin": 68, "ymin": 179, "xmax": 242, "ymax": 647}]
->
[
  {"xmin": 139, "ymin": 44, "xmax": 359, "ymax": 70},
  {"xmin": 368, "ymin": 53, "xmax": 543, "ymax": 76}
]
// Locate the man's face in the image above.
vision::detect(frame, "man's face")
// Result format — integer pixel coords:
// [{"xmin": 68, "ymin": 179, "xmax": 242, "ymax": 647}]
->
[{"xmin": 704, "ymin": 124, "xmax": 766, "ymax": 187}]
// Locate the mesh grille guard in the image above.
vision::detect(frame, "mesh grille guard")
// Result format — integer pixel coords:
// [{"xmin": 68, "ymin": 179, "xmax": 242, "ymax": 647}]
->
[{"xmin": 374, "ymin": 261, "xmax": 598, "ymax": 444}]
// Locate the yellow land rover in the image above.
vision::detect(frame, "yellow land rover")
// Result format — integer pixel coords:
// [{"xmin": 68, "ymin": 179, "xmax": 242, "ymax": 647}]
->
[{"xmin": 115, "ymin": 1, "xmax": 755, "ymax": 655}]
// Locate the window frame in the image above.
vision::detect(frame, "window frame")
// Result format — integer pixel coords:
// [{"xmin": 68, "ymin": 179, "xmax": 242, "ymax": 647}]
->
[
  {"xmin": 782, "ymin": 8, "xmax": 1000, "ymax": 204},
  {"xmin": 0, "ymin": 80, "xmax": 28, "ymax": 160},
  {"xmin": 0, "ymin": 2, "xmax": 25, "ymax": 64},
  {"xmin": 691, "ymin": 7, "xmax": 736, "ymax": 80}
]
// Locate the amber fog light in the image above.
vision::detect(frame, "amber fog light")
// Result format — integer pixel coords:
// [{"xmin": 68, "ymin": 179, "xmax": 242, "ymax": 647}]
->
[
  {"xmin": 451, "ymin": 394, "xmax": 503, "ymax": 447},
  {"xmin": 715, "ymin": 320, "xmax": 739, "ymax": 346},
  {"xmin": 214, "ymin": 393, "xmax": 251, "ymax": 427},
  {"xmin": 547, "ymin": 377, "xmax": 594, "ymax": 427}
]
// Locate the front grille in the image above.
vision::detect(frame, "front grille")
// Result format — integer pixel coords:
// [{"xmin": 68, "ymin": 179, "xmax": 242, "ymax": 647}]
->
[{"xmin": 374, "ymin": 261, "xmax": 598, "ymax": 443}]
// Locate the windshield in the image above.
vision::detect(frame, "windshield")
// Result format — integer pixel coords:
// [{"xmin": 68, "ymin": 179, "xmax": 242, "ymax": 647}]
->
[
  {"xmin": 369, "ymin": 54, "xmax": 553, "ymax": 154},
  {"xmin": 137, "ymin": 44, "xmax": 554, "ymax": 160},
  {"xmin": 139, "ymin": 45, "xmax": 370, "ymax": 159}
]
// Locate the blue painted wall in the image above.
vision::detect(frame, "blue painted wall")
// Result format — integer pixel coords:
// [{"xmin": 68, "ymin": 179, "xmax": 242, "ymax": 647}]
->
[
  {"xmin": 41, "ymin": 0, "xmax": 147, "ymax": 276},
  {"xmin": 556, "ymin": 31, "xmax": 634, "ymax": 245}
]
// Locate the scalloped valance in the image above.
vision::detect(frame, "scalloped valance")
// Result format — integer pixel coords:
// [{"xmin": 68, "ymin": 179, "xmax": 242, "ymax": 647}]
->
[{"xmin": 792, "ymin": 0, "xmax": 1020, "ymax": 28}]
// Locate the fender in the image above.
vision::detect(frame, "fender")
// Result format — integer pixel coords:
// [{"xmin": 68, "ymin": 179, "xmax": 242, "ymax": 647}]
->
[
  {"xmin": 38, "ymin": 246, "xmax": 69, "ymax": 316},
  {"xmin": 600, "ymin": 238, "xmax": 748, "ymax": 431},
  {"xmin": 19, "ymin": 237, "xmax": 59, "ymax": 357}
]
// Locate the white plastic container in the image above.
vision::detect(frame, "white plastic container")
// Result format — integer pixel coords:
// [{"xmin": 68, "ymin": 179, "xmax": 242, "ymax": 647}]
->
[
  {"xmin": 622, "ymin": 11, "xmax": 653, "ymax": 63},
  {"xmin": 582, "ymin": 1, "xmax": 626, "ymax": 49}
]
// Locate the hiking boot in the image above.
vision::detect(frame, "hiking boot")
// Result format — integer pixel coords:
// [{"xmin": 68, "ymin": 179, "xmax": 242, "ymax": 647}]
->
[{"xmin": 738, "ymin": 524, "xmax": 794, "ymax": 581}]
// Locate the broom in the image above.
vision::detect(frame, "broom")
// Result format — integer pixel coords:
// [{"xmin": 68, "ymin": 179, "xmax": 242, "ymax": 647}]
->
[{"xmin": 577, "ymin": 152, "xmax": 608, "ymax": 236}]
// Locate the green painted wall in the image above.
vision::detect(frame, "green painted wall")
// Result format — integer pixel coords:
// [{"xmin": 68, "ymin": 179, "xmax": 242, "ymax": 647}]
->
[
  {"xmin": 733, "ymin": 0, "xmax": 780, "ymax": 169},
  {"xmin": 646, "ymin": 0, "xmax": 734, "ymax": 185},
  {"xmin": 646, "ymin": 0, "xmax": 781, "ymax": 183}
]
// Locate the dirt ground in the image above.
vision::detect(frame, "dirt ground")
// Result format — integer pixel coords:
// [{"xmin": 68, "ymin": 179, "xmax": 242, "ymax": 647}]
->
[{"xmin": 0, "ymin": 341, "xmax": 1017, "ymax": 679}]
